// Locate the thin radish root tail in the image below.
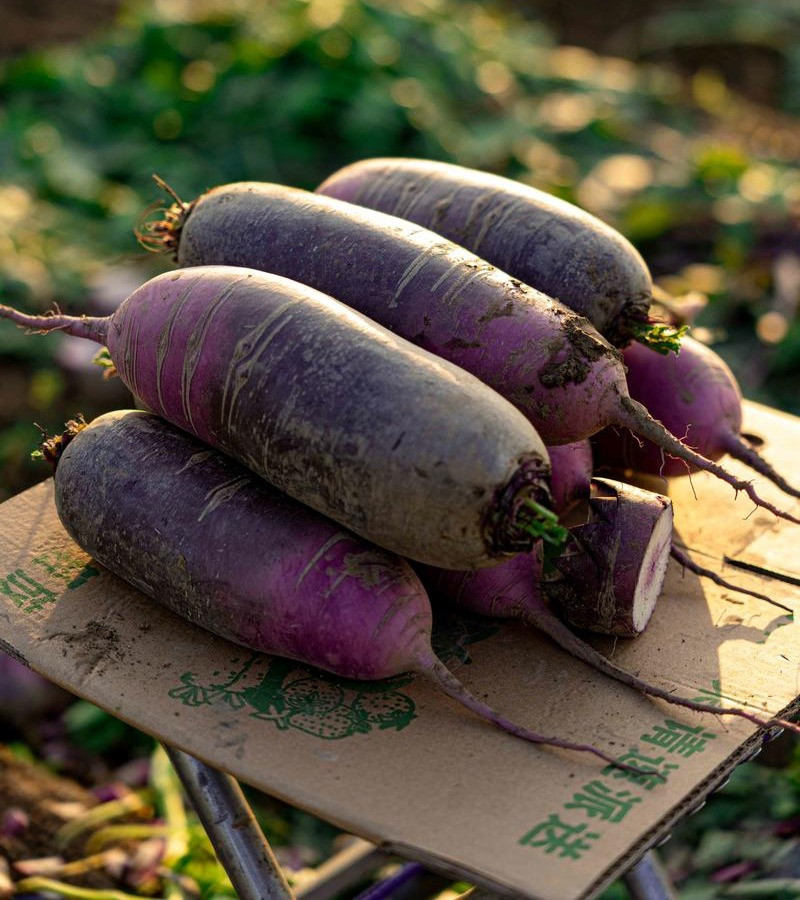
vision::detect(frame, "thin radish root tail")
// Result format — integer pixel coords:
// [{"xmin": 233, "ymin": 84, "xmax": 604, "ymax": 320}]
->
[
  {"xmin": 0, "ymin": 304, "xmax": 108, "ymax": 344},
  {"xmin": 616, "ymin": 397, "xmax": 800, "ymax": 526},
  {"xmin": 419, "ymin": 655, "xmax": 663, "ymax": 778},
  {"xmin": 670, "ymin": 544, "xmax": 792, "ymax": 613},
  {"xmin": 519, "ymin": 605, "xmax": 800, "ymax": 736},
  {"xmin": 722, "ymin": 433, "xmax": 800, "ymax": 500}
]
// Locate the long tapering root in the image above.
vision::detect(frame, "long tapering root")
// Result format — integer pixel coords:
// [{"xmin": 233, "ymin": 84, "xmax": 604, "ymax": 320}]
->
[
  {"xmin": 0, "ymin": 304, "xmax": 107, "ymax": 343},
  {"xmin": 670, "ymin": 544, "xmax": 792, "ymax": 613},
  {"xmin": 723, "ymin": 433, "xmax": 800, "ymax": 500},
  {"xmin": 616, "ymin": 397, "xmax": 800, "ymax": 526},
  {"xmin": 421, "ymin": 656, "xmax": 662, "ymax": 777},
  {"xmin": 520, "ymin": 602, "xmax": 800, "ymax": 736}
]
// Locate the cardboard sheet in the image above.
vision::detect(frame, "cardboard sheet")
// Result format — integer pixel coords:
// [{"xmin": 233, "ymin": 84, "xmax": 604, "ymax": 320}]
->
[{"xmin": 1, "ymin": 401, "xmax": 799, "ymax": 899}]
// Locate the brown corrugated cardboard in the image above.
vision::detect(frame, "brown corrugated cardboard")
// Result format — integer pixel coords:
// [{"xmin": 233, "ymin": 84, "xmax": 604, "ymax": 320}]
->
[{"xmin": 0, "ymin": 401, "xmax": 798, "ymax": 899}]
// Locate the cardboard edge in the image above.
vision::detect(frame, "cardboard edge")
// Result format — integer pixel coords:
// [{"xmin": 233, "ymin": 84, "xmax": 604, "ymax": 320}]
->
[
  {"xmin": 374, "ymin": 718, "xmax": 797, "ymax": 900},
  {"xmin": 378, "ymin": 839, "xmax": 524, "ymax": 899},
  {"xmin": 0, "ymin": 635, "xmax": 28, "ymax": 667},
  {"xmin": 581, "ymin": 695, "xmax": 800, "ymax": 899}
]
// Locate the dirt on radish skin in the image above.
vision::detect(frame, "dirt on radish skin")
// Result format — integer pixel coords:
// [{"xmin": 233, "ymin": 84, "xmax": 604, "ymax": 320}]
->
[
  {"xmin": 46, "ymin": 409, "xmax": 649, "ymax": 771},
  {"xmin": 146, "ymin": 179, "xmax": 624, "ymax": 446},
  {"xmin": 139, "ymin": 179, "xmax": 800, "ymax": 527},
  {"xmin": 0, "ymin": 266, "xmax": 565, "ymax": 569}
]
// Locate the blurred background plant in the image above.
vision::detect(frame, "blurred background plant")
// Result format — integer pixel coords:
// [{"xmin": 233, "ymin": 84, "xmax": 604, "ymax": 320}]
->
[{"xmin": 2, "ymin": 0, "xmax": 800, "ymax": 896}]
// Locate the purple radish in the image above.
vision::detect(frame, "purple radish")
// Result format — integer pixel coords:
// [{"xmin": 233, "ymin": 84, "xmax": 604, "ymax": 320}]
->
[
  {"xmin": 0, "ymin": 652, "xmax": 74, "ymax": 725},
  {"xmin": 568, "ymin": 413, "xmax": 787, "ymax": 612},
  {"xmin": 550, "ymin": 477, "xmax": 789, "ymax": 621},
  {"xmin": 592, "ymin": 336, "xmax": 800, "ymax": 498},
  {"xmin": 546, "ymin": 440, "xmax": 593, "ymax": 516},
  {"xmin": 137, "ymin": 179, "xmax": 799, "ymax": 527},
  {"xmin": 45, "ymin": 409, "xmax": 643, "ymax": 770},
  {"xmin": 0, "ymin": 266, "xmax": 565, "ymax": 570},
  {"xmin": 315, "ymin": 156, "xmax": 675, "ymax": 351}
]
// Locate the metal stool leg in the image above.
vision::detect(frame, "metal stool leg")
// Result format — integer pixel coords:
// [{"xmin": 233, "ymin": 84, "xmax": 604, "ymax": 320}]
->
[
  {"xmin": 622, "ymin": 850, "xmax": 677, "ymax": 900},
  {"xmin": 164, "ymin": 744, "xmax": 295, "ymax": 900}
]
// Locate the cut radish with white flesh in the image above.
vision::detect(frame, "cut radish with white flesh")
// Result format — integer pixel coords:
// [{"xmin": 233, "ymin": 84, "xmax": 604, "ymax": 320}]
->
[{"xmin": 545, "ymin": 478, "xmax": 673, "ymax": 636}]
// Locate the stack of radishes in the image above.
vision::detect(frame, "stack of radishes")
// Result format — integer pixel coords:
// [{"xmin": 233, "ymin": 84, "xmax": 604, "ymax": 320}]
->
[{"xmin": 3, "ymin": 158, "xmax": 798, "ymax": 770}]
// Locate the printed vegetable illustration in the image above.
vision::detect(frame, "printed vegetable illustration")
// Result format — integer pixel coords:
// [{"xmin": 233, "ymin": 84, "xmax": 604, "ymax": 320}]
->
[
  {"xmin": 0, "ymin": 266, "xmax": 565, "ymax": 569},
  {"xmin": 352, "ymin": 691, "xmax": 416, "ymax": 730},
  {"xmin": 137, "ymin": 179, "xmax": 800, "ymax": 526}
]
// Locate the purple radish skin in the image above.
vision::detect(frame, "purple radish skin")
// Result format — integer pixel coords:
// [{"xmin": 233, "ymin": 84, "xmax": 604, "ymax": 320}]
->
[
  {"xmin": 593, "ymin": 336, "xmax": 800, "ymax": 498},
  {"xmin": 546, "ymin": 478, "xmax": 674, "ymax": 637},
  {"xmin": 0, "ymin": 653, "xmax": 74, "ymax": 724},
  {"xmin": 546, "ymin": 440, "xmax": 593, "ymax": 517},
  {"xmin": 416, "ymin": 538, "xmax": 799, "ymax": 735}
]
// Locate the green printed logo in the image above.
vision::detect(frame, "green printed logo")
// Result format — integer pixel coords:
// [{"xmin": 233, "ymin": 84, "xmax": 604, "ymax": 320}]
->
[
  {"xmin": 641, "ymin": 719, "xmax": 716, "ymax": 758},
  {"xmin": 0, "ymin": 570, "xmax": 58, "ymax": 612},
  {"xmin": 1, "ymin": 549, "xmax": 98, "ymax": 613},
  {"xmin": 32, "ymin": 549, "xmax": 99, "ymax": 590},
  {"xmin": 519, "ymin": 814, "xmax": 601, "ymax": 859},
  {"xmin": 519, "ymin": 713, "xmax": 718, "ymax": 860},
  {"xmin": 564, "ymin": 781, "xmax": 642, "ymax": 824},
  {"xmin": 691, "ymin": 679, "xmax": 741, "ymax": 709},
  {"xmin": 603, "ymin": 750, "xmax": 679, "ymax": 789},
  {"xmin": 167, "ymin": 611, "xmax": 501, "ymax": 740}
]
